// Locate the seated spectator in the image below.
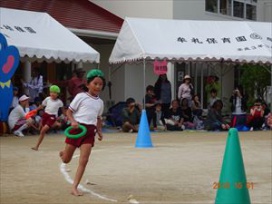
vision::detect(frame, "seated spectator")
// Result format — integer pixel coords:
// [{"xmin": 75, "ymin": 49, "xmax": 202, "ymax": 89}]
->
[
  {"xmin": 204, "ymin": 99, "xmax": 230, "ymax": 131},
  {"xmin": 164, "ymin": 99, "xmax": 184, "ymax": 131},
  {"xmin": 247, "ymin": 99, "xmax": 265, "ymax": 131},
  {"xmin": 121, "ymin": 98, "xmax": 141, "ymax": 132},
  {"xmin": 191, "ymin": 94, "xmax": 203, "ymax": 118},
  {"xmin": 57, "ymin": 106, "xmax": 70, "ymax": 131},
  {"xmin": 144, "ymin": 85, "xmax": 157, "ymax": 128},
  {"xmin": 180, "ymin": 98, "xmax": 195, "ymax": 129},
  {"xmin": 10, "ymin": 86, "xmax": 19, "ymax": 112},
  {"xmin": 154, "ymin": 103, "xmax": 166, "ymax": 131},
  {"xmin": 266, "ymin": 112, "xmax": 272, "ymax": 129},
  {"xmin": 8, "ymin": 95, "xmax": 35, "ymax": 137},
  {"xmin": 208, "ymin": 88, "xmax": 220, "ymax": 109}
]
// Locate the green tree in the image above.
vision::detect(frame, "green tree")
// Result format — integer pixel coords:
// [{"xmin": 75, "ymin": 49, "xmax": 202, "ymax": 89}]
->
[{"xmin": 240, "ymin": 64, "xmax": 270, "ymax": 108}]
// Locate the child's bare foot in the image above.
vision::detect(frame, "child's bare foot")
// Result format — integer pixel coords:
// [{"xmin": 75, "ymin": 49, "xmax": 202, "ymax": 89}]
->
[
  {"xmin": 31, "ymin": 147, "xmax": 38, "ymax": 151},
  {"xmin": 71, "ymin": 188, "xmax": 83, "ymax": 196}
]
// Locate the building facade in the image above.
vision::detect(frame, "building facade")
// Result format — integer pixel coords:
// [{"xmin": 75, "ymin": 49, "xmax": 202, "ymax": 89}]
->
[{"xmin": 91, "ymin": 0, "xmax": 272, "ymax": 112}]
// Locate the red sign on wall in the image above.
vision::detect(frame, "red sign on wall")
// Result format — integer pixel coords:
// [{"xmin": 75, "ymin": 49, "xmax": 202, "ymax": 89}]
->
[{"xmin": 153, "ymin": 60, "xmax": 168, "ymax": 75}]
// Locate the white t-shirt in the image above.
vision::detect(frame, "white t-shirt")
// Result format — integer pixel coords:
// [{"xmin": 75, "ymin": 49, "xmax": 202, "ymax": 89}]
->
[
  {"xmin": 69, "ymin": 92, "xmax": 104, "ymax": 125},
  {"xmin": 42, "ymin": 97, "xmax": 63, "ymax": 116},
  {"xmin": 8, "ymin": 105, "xmax": 29, "ymax": 129}
]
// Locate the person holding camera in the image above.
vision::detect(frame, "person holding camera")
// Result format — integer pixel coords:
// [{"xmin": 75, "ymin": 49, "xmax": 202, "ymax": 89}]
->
[
  {"xmin": 229, "ymin": 86, "xmax": 247, "ymax": 128},
  {"xmin": 121, "ymin": 98, "xmax": 141, "ymax": 133}
]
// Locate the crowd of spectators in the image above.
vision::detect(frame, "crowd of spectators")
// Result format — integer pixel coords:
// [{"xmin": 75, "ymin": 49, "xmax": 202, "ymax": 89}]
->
[{"xmin": 119, "ymin": 74, "xmax": 271, "ymax": 133}]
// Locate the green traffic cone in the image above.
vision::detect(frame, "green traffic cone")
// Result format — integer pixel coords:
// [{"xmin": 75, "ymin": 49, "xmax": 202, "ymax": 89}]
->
[{"xmin": 215, "ymin": 128, "xmax": 251, "ymax": 204}]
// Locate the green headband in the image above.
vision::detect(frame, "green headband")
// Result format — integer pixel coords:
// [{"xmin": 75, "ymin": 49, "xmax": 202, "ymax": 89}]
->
[{"xmin": 87, "ymin": 69, "xmax": 104, "ymax": 79}]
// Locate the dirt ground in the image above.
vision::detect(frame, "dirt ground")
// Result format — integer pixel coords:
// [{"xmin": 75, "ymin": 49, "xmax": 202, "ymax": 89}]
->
[{"xmin": 0, "ymin": 129, "xmax": 271, "ymax": 204}]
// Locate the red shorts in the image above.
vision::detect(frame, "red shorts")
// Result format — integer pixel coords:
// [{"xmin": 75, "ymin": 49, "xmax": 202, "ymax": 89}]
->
[
  {"xmin": 12, "ymin": 118, "xmax": 27, "ymax": 131},
  {"xmin": 65, "ymin": 124, "xmax": 96, "ymax": 148},
  {"xmin": 42, "ymin": 112, "xmax": 57, "ymax": 127}
]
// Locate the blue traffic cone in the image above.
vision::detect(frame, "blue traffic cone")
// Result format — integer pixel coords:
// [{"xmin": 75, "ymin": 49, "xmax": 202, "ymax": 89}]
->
[
  {"xmin": 215, "ymin": 128, "xmax": 251, "ymax": 204},
  {"xmin": 135, "ymin": 109, "xmax": 153, "ymax": 148}
]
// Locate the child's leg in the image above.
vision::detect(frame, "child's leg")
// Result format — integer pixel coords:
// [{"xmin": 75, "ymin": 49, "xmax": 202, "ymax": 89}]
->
[
  {"xmin": 59, "ymin": 144, "xmax": 77, "ymax": 164},
  {"xmin": 31, "ymin": 125, "xmax": 50, "ymax": 151},
  {"xmin": 71, "ymin": 143, "xmax": 92, "ymax": 196}
]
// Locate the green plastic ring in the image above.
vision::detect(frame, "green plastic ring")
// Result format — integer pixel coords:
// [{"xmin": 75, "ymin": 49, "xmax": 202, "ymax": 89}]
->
[{"xmin": 64, "ymin": 125, "xmax": 87, "ymax": 139}]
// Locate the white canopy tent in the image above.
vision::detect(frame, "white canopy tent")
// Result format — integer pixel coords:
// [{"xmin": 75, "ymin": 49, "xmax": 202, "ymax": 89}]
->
[
  {"xmin": 109, "ymin": 17, "xmax": 271, "ymax": 64},
  {"xmin": 109, "ymin": 17, "xmax": 272, "ymax": 109},
  {"xmin": 0, "ymin": 7, "xmax": 100, "ymax": 63}
]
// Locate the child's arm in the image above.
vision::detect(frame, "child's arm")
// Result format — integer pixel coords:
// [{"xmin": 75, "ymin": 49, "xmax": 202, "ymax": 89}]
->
[
  {"xmin": 66, "ymin": 108, "xmax": 78, "ymax": 128},
  {"xmin": 96, "ymin": 116, "xmax": 103, "ymax": 141}
]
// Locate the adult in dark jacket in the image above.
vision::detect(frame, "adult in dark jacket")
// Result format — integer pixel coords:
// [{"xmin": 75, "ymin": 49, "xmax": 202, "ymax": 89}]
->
[{"xmin": 154, "ymin": 74, "xmax": 172, "ymax": 114}]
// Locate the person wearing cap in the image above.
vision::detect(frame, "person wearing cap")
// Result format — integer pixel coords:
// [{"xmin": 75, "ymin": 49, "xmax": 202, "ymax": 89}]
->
[
  {"xmin": 68, "ymin": 68, "xmax": 86, "ymax": 101},
  {"xmin": 177, "ymin": 75, "xmax": 194, "ymax": 107},
  {"xmin": 8, "ymin": 95, "xmax": 34, "ymax": 137},
  {"xmin": 59, "ymin": 69, "xmax": 105, "ymax": 196},
  {"xmin": 31, "ymin": 85, "xmax": 64, "ymax": 151}
]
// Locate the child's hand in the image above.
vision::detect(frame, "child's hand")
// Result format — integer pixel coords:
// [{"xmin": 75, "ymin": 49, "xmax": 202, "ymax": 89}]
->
[
  {"xmin": 71, "ymin": 121, "xmax": 79, "ymax": 129},
  {"xmin": 97, "ymin": 130, "xmax": 103, "ymax": 141}
]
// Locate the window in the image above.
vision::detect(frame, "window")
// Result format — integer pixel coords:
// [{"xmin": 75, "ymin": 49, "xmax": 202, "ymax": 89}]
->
[
  {"xmin": 206, "ymin": 0, "xmax": 218, "ymax": 13},
  {"xmin": 233, "ymin": 1, "xmax": 244, "ymax": 18},
  {"xmin": 205, "ymin": 0, "xmax": 257, "ymax": 20},
  {"xmin": 220, "ymin": 0, "xmax": 232, "ymax": 15},
  {"xmin": 246, "ymin": 4, "xmax": 256, "ymax": 20}
]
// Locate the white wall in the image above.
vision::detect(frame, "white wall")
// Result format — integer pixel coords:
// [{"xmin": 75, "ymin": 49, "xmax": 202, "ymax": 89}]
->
[
  {"xmin": 259, "ymin": 0, "xmax": 272, "ymax": 22},
  {"xmin": 90, "ymin": 0, "xmax": 173, "ymax": 19},
  {"xmin": 124, "ymin": 62, "xmax": 158, "ymax": 104}
]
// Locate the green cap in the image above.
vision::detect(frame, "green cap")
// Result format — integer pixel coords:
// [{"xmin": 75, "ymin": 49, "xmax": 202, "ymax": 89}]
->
[
  {"xmin": 87, "ymin": 69, "xmax": 104, "ymax": 79},
  {"xmin": 50, "ymin": 85, "xmax": 60, "ymax": 93}
]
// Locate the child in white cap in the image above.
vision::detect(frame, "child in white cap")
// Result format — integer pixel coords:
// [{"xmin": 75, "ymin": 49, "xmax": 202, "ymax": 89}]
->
[{"xmin": 8, "ymin": 95, "xmax": 34, "ymax": 137}]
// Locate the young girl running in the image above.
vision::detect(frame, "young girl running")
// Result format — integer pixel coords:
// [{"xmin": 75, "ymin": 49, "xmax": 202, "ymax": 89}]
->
[
  {"xmin": 31, "ymin": 85, "xmax": 64, "ymax": 150},
  {"xmin": 59, "ymin": 69, "xmax": 105, "ymax": 196}
]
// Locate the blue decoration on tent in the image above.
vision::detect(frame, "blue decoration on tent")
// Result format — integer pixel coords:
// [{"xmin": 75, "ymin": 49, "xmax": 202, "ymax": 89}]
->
[{"xmin": 0, "ymin": 33, "xmax": 20, "ymax": 121}]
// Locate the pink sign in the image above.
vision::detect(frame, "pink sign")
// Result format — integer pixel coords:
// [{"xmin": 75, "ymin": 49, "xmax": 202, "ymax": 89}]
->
[{"xmin": 153, "ymin": 60, "xmax": 168, "ymax": 75}]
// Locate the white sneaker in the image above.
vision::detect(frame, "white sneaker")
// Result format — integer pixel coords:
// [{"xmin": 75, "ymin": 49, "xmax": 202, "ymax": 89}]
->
[{"xmin": 13, "ymin": 130, "xmax": 25, "ymax": 137}]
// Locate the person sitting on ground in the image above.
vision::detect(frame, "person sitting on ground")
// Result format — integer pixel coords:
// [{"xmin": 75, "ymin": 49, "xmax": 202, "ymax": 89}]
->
[
  {"xmin": 144, "ymin": 85, "xmax": 158, "ymax": 129},
  {"xmin": 208, "ymin": 88, "xmax": 220, "ymax": 109},
  {"xmin": 8, "ymin": 95, "xmax": 35, "ymax": 137},
  {"xmin": 247, "ymin": 99, "xmax": 265, "ymax": 131},
  {"xmin": 121, "ymin": 98, "xmax": 141, "ymax": 133},
  {"xmin": 154, "ymin": 103, "xmax": 166, "ymax": 131},
  {"xmin": 164, "ymin": 99, "xmax": 184, "ymax": 131},
  {"xmin": 10, "ymin": 86, "xmax": 19, "ymax": 113},
  {"xmin": 266, "ymin": 112, "xmax": 272, "ymax": 129},
  {"xmin": 180, "ymin": 98, "xmax": 195, "ymax": 129},
  {"xmin": 204, "ymin": 99, "xmax": 230, "ymax": 131},
  {"xmin": 191, "ymin": 94, "xmax": 203, "ymax": 118}
]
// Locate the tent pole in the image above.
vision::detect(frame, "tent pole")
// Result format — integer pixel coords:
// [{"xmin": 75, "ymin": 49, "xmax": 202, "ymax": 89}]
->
[{"xmin": 143, "ymin": 59, "xmax": 146, "ymax": 109}]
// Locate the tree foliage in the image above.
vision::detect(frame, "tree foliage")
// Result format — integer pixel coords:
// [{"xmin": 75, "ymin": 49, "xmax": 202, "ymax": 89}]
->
[{"xmin": 240, "ymin": 64, "xmax": 270, "ymax": 106}]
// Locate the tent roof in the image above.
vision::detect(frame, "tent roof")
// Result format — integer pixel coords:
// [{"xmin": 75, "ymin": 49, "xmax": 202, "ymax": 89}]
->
[
  {"xmin": 0, "ymin": 0, "xmax": 123, "ymax": 33},
  {"xmin": 109, "ymin": 17, "xmax": 272, "ymax": 64},
  {"xmin": 0, "ymin": 7, "xmax": 100, "ymax": 63}
]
